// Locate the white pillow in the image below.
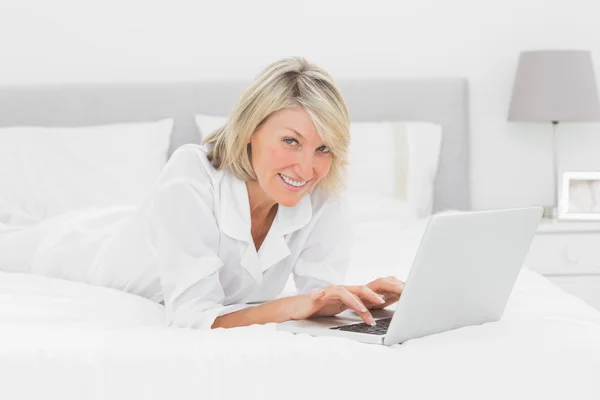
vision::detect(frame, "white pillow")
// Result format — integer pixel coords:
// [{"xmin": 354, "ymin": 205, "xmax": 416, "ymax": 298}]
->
[
  {"xmin": 195, "ymin": 114, "xmax": 227, "ymax": 142},
  {"xmin": 346, "ymin": 121, "xmax": 442, "ymax": 218},
  {"xmin": 195, "ymin": 114, "xmax": 442, "ymax": 218},
  {"xmin": 0, "ymin": 119, "xmax": 173, "ymax": 224},
  {"xmin": 346, "ymin": 193, "xmax": 419, "ymax": 225},
  {"xmin": 345, "ymin": 121, "xmax": 395, "ymax": 197}
]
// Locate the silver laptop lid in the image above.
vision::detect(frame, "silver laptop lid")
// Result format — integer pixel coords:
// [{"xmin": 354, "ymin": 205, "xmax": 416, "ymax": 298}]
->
[{"xmin": 384, "ymin": 206, "xmax": 543, "ymax": 345}]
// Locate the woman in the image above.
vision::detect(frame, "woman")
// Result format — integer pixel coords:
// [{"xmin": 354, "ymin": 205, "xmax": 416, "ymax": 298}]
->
[{"xmin": 81, "ymin": 56, "xmax": 405, "ymax": 330}]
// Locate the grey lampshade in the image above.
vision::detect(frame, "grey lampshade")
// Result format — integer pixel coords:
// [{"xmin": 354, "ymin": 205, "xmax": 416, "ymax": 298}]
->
[{"xmin": 508, "ymin": 50, "xmax": 600, "ymax": 122}]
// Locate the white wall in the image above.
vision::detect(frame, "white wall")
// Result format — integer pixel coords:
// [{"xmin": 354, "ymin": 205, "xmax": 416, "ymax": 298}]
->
[{"xmin": 2, "ymin": 0, "xmax": 600, "ymax": 210}]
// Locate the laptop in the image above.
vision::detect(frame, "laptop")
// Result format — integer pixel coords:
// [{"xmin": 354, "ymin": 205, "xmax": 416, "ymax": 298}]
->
[{"xmin": 276, "ymin": 206, "xmax": 543, "ymax": 345}]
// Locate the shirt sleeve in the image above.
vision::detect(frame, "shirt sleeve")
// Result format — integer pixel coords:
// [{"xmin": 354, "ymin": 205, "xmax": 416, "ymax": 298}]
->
[
  {"xmin": 148, "ymin": 178, "xmax": 228, "ymax": 330},
  {"xmin": 292, "ymin": 195, "xmax": 354, "ymax": 294}
]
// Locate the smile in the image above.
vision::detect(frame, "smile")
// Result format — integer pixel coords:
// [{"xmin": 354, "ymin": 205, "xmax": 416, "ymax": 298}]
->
[{"xmin": 278, "ymin": 173, "xmax": 307, "ymax": 187}]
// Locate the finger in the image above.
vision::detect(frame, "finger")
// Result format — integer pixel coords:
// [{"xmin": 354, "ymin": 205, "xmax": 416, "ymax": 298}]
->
[
  {"xmin": 324, "ymin": 286, "xmax": 375, "ymax": 326},
  {"xmin": 309, "ymin": 288, "xmax": 326, "ymax": 301},
  {"xmin": 347, "ymin": 285, "xmax": 386, "ymax": 305},
  {"xmin": 350, "ymin": 293, "xmax": 377, "ymax": 326},
  {"xmin": 369, "ymin": 292, "xmax": 400, "ymax": 309},
  {"xmin": 370, "ymin": 277, "xmax": 405, "ymax": 296}
]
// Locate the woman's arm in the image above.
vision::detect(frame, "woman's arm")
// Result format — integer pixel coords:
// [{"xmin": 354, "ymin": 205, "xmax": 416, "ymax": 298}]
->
[
  {"xmin": 211, "ymin": 296, "xmax": 294, "ymax": 329},
  {"xmin": 148, "ymin": 156, "xmax": 230, "ymax": 330},
  {"xmin": 212, "ymin": 284, "xmax": 387, "ymax": 329}
]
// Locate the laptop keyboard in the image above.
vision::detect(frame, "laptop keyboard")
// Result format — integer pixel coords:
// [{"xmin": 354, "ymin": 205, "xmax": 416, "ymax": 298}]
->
[{"xmin": 329, "ymin": 317, "xmax": 392, "ymax": 335}]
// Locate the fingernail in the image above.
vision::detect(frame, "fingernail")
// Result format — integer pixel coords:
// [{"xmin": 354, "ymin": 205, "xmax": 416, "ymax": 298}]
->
[
  {"xmin": 378, "ymin": 295, "xmax": 385, "ymax": 304},
  {"xmin": 359, "ymin": 304, "xmax": 367, "ymax": 312},
  {"xmin": 370, "ymin": 319, "xmax": 376, "ymax": 327}
]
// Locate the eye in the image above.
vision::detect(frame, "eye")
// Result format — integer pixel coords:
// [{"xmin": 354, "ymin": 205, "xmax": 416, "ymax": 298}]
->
[
  {"xmin": 317, "ymin": 145, "xmax": 329, "ymax": 153},
  {"xmin": 283, "ymin": 137, "xmax": 298, "ymax": 146}
]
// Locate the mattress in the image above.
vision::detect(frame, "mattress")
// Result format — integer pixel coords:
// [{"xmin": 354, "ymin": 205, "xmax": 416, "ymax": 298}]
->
[{"xmin": 1, "ymin": 216, "xmax": 600, "ymax": 400}]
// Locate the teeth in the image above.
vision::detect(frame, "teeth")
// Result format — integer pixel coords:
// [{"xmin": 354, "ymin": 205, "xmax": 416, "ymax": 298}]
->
[{"xmin": 279, "ymin": 173, "xmax": 307, "ymax": 187}]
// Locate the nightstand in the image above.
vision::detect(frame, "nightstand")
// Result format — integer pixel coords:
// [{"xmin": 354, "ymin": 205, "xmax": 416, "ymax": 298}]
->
[{"xmin": 524, "ymin": 218, "xmax": 600, "ymax": 311}]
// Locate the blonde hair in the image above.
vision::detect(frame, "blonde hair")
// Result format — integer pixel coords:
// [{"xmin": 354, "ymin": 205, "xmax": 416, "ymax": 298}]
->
[{"xmin": 204, "ymin": 56, "xmax": 350, "ymax": 197}]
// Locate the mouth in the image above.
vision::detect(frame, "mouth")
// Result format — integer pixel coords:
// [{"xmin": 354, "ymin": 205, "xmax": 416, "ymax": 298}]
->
[{"xmin": 278, "ymin": 173, "xmax": 308, "ymax": 189}]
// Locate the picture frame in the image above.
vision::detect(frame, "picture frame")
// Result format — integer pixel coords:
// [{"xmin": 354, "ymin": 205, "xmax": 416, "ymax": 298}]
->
[{"xmin": 558, "ymin": 171, "xmax": 600, "ymax": 221}]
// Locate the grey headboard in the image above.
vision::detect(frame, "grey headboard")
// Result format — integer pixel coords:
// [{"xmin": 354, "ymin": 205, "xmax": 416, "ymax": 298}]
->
[{"xmin": 0, "ymin": 78, "xmax": 469, "ymax": 212}]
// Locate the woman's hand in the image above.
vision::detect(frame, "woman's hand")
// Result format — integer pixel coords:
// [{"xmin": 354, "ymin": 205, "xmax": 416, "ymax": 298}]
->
[
  {"xmin": 287, "ymin": 285, "xmax": 384, "ymax": 326},
  {"xmin": 364, "ymin": 276, "xmax": 405, "ymax": 310},
  {"xmin": 214, "ymin": 277, "xmax": 405, "ymax": 329},
  {"xmin": 286, "ymin": 277, "xmax": 405, "ymax": 326}
]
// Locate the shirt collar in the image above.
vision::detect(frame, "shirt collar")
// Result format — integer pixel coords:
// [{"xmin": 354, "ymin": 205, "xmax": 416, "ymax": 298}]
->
[{"xmin": 219, "ymin": 169, "xmax": 313, "ymax": 282}]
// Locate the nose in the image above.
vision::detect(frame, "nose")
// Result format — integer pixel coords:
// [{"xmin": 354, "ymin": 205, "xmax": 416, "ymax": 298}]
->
[{"xmin": 294, "ymin": 151, "xmax": 314, "ymax": 181}]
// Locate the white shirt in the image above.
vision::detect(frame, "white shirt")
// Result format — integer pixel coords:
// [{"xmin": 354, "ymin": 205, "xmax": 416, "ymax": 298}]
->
[{"xmin": 96, "ymin": 144, "xmax": 353, "ymax": 330}]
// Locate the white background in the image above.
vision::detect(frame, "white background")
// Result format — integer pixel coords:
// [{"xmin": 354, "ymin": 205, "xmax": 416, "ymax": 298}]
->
[{"xmin": 2, "ymin": 0, "xmax": 600, "ymax": 210}]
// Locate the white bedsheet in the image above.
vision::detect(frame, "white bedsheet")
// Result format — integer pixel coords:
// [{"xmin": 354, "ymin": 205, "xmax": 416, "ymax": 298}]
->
[{"xmin": 1, "ymin": 216, "xmax": 600, "ymax": 400}]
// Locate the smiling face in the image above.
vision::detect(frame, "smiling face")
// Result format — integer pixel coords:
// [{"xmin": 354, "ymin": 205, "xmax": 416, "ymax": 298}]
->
[{"xmin": 248, "ymin": 107, "xmax": 333, "ymax": 208}]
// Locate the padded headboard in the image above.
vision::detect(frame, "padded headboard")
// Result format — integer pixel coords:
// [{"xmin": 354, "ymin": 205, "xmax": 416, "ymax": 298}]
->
[{"xmin": 0, "ymin": 78, "xmax": 469, "ymax": 212}]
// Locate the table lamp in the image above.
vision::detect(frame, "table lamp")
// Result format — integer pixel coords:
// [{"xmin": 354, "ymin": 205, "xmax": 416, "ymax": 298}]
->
[{"xmin": 508, "ymin": 50, "xmax": 600, "ymax": 218}]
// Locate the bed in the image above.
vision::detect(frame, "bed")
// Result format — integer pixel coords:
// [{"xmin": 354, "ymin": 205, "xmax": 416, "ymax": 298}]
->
[{"xmin": 1, "ymin": 79, "xmax": 600, "ymax": 400}]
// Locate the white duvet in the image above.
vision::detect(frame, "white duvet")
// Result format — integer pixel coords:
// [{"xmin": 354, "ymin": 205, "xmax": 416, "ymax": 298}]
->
[{"xmin": 1, "ymin": 214, "xmax": 600, "ymax": 400}]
